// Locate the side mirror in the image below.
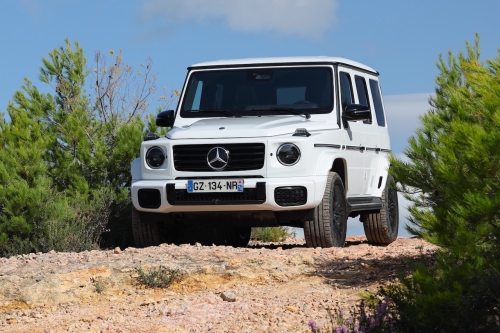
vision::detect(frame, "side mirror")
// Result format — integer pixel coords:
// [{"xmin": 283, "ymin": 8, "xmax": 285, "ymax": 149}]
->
[
  {"xmin": 342, "ymin": 104, "xmax": 371, "ymax": 128},
  {"xmin": 156, "ymin": 110, "xmax": 175, "ymax": 127}
]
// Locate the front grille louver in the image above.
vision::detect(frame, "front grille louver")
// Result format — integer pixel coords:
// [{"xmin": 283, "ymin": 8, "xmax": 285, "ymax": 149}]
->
[{"xmin": 173, "ymin": 143, "xmax": 265, "ymax": 172}]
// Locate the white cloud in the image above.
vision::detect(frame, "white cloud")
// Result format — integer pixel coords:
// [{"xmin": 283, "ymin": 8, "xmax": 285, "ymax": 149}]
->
[{"xmin": 141, "ymin": 0, "xmax": 338, "ymax": 38}]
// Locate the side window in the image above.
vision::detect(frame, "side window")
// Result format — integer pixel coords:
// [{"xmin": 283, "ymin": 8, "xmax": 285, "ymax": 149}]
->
[
  {"xmin": 369, "ymin": 79, "xmax": 386, "ymax": 127},
  {"xmin": 339, "ymin": 72, "xmax": 353, "ymax": 111},
  {"xmin": 355, "ymin": 76, "xmax": 371, "ymax": 123}
]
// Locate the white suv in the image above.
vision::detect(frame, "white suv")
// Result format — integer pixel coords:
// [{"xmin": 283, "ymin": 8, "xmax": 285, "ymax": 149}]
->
[{"xmin": 130, "ymin": 57, "xmax": 398, "ymax": 248}]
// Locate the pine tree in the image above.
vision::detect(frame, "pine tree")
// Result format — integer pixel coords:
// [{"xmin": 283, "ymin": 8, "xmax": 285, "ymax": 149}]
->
[
  {"xmin": 386, "ymin": 34, "xmax": 500, "ymax": 332},
  {"xmin": 0, "ymin": 39, "xmax": 163, "ymax": 255}
]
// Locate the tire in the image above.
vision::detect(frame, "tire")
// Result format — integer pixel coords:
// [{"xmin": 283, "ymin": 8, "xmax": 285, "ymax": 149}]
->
[
  {"xmin": 304, "ymin": 172, "xmax": 347, "ymax": 248},
  {"xmin": 213, "ymin": 227, "xmax": 251, "ymax": 247},
  {"xmin": 361, "ymin": 174, "xmax": 399, "ymax": 245},
  {"xmin": 132, "ymin": 206, "xmax": 162, "ymax": 247}
]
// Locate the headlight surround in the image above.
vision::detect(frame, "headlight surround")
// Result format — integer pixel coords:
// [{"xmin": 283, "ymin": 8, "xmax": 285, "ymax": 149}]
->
[
  {"xmin": 277, "ymin": 143, "xmax": 301, "ymax": 166},
  {"xmin": 146, "ymin": 146, "xmax": 166, "ymax": 168}
]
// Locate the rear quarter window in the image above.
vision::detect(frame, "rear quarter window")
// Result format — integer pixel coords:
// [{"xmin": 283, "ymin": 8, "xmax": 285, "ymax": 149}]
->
[{"xmin": 369, "ymin": 79, "xmax": 386, "ymax": 127}]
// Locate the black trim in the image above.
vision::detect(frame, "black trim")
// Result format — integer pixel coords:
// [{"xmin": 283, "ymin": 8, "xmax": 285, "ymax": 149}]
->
[
  {"xmin": 274, "ymin": 186, "xmax": 307, "ymax": 207},
  {"xmin": 256, "ymin": 181, "xmax": 267, "ymax": 201},
  {"xmin": 172, "ymin": 143, "xmax": 265, "ymax": 172},
  {"xmin": 345, "ymin": 145, "xmax": 362, "ymax": 151},
  {"xmin": 188, "ymin": 61, "xmax": 379, "ymax": 76},
  {"xmin": 334, "ymin": 65, "xmax": 341, "ymax": 128},
  {"xmin": 293, "ymin": 128, "xmax": 311, "ymax": 137},
  {"xmin": 341, "ymin": 146, "xmax": 391, "ymax": 152},
  {"xmin": 347, "ymin": 197, "xmax": 382, "ymax": 212},
  {"xmin": 314, "ymin": 144, "xmax": 341, "ymax": 149},
  {"xmin": 138, "ymin": 189, "xmax": 161, "ymax": 209},
  {"xmin": 144, "ymin": 132, "xmax": 160, "ymax": 141},
  {"xmin": 166, "ymin": 182, "xmax": 266, "ymax": 205},
  {"xmin": 175, "ymin": 176, "xmax": 264, "ymax": 180}
]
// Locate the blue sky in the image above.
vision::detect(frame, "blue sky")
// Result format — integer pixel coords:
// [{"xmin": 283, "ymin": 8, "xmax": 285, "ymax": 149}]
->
[{"xmin": 2, "ymin": 0, "xmax": 499, "ymax": 237}]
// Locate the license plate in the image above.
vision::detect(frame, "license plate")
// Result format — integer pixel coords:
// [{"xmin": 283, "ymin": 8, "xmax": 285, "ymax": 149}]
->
[{"xmin": 187, "ymin": 179, "xmax": 244, "ymax": 193}]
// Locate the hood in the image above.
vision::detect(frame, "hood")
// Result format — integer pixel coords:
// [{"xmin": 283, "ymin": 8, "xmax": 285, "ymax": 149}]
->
[{"xmin": 166, "ymin": 116, "xmax": 333, "ymax": 139}]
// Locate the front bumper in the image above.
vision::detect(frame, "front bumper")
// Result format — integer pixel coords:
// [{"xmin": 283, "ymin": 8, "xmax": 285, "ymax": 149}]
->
[{"xmin": 131, "ymin": 176, "xmax": 327, "ymax": 213}]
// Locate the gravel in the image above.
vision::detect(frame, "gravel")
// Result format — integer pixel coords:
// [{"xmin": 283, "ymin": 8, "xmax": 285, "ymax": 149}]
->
[{"xmin": 0, "ymin": 236, "xmax": 438, "ymax": 333}]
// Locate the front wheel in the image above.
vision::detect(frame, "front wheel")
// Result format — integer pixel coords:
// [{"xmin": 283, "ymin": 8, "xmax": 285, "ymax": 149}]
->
[
  {"xmin": 213, "ymin": 227, "xmax": 251, "ymax": 247},
  {"xmin": 361, "ymin": 174, "xmax": 399, "ymax": 245},
  {"xmin": 304, "ymin": 172, "xmax": 347, "ymax": 248},
  {"xmin": 131, "ymin": 206, "xmax": 162, "ymax": 247}
]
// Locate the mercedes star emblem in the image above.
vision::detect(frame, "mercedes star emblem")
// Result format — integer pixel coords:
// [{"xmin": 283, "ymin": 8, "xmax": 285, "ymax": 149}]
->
[{"xmin": 207, "ymin": 147, "xmax": 229, "ymax": 170}]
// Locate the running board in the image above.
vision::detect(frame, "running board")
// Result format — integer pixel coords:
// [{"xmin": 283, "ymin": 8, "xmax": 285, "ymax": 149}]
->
[{"xmin": 347, "ymin": 197, "xmax": 383, "ymax": 212}]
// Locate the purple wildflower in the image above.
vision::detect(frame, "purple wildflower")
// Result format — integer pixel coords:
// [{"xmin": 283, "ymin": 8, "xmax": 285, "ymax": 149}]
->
[{"xmin": 308, "ymin": 319, "xmax": 318, "ymax": 332}]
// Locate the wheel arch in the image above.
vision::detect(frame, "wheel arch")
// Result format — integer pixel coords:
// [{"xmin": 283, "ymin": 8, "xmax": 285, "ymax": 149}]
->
[{"xmin": 331, "ymin": 158, "xmax": 347, "ymax": 194}]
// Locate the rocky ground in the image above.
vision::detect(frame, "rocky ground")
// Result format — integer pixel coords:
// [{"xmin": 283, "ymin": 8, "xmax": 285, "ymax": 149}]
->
[{"xmin": 0, "ymin": 236, "xmax": 438, "ymax": 333}]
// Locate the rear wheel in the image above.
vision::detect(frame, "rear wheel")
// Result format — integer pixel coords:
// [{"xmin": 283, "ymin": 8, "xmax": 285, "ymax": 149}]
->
[
  {"xmin": 213, "ymin": 227, "xmax": 251, "ymax": 247},
  {"xmin": 361, "ymin": 175, "xmax": 399, "ymax": 245},
  {"xmin": 304, "ymin": 172, "xmax": 347, "ymax": 248}
]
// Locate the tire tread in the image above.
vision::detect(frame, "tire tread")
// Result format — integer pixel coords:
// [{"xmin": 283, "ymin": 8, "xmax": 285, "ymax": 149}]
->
[
  {"xmin": 304, "ymin": 172, "xmax": 347, "ymax": 248},
  {"xmin": 362, "ymin": 175, "xmax": 398, "ymax": 245},
  {"xmin": 132, "ymin": 207, "xmax": 161, "ymax": 247}
]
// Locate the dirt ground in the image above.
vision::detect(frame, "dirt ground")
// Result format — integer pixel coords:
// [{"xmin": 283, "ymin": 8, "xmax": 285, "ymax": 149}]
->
[{"xmin": 0, "ymin": 236, "xmax": 438, "ymax": 333}]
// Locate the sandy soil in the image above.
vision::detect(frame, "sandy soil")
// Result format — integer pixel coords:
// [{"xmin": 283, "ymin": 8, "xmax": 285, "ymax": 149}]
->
[{"xmin": 0, "ymin": 236, "xmax": 438, "ymax": 333}]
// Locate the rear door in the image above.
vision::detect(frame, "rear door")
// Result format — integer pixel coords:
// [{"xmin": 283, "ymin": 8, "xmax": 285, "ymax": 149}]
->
[{"xmin": 353, "ymin": 74, "xmax": 380, "ymax": 195}]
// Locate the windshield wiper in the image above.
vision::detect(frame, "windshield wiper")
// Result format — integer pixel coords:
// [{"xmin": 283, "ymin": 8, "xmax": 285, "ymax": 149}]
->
[
  {"xmin": 188, "ymin": 109, "xmax": 242, "ymax": 118},
  {"xmin": 253, "ymin": 107, "xmax": 311, "ymax": 119}
]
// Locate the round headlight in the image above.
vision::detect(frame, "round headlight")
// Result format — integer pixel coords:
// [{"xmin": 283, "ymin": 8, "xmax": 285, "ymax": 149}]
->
[
  {"xmin": 277, "ymin": 143, "xmax": 301, "ymax": 166},
  {"xmin": 146, "ymin": 146, "xmax": 165, "ymax": 168}
]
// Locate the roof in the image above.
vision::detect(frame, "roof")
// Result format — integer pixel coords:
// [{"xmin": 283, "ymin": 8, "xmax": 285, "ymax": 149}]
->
[{"xmin": 189, "ymin": 56, "xmax": 377, "ymax": 74}]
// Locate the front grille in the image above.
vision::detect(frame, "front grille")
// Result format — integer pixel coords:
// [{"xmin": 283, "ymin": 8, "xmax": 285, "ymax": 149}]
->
[
  {"xmin": 138, "ymin": 189, "xmax": 161, "ymax": 209},
  {"xmin": 173, "ymin": 143, "xmax": 265, "ymax": 172},
  {"xmin": 274, "ymin": 186, "xmax": 307, "ymax": 207},
  {"xmin": 166, "ymin": 182, "xmax": 266, "ymax": 205}
]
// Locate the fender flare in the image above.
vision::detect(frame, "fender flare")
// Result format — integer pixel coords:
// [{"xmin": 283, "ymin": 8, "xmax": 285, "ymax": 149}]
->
[
  {"xmin": 131, "ymin": 158, "xmax": 141, "ymax": 181},
  {"xmin": 315, "ymin": 150, "xmax": 348, "ymax": 193}
]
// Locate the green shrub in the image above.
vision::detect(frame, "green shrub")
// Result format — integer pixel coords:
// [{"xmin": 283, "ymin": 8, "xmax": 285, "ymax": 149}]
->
[
  {"xmin": 250, "ymin": 227, "xmax": 295, "ymax": 242},
  {"xmin": 0, "ymin": 40, "xmax": 165, "ymax": 256},
  {"xmin": 385, "ymin": 34, "xmax": 500, "ymax": 332},
  {"xmin": 136, "ymin": 266, "xmax": 181, "ymax": 288}
]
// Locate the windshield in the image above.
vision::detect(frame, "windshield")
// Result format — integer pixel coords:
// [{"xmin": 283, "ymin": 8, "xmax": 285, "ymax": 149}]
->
[{"xmin": 180, "ymin": 66, "xmax": 333, "ymax": 118}]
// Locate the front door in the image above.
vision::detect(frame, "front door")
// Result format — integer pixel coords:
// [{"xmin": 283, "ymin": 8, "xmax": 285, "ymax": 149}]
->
[{"xmin": 339, "ymin": 68, "xmax": 365, "ymax": 196}]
